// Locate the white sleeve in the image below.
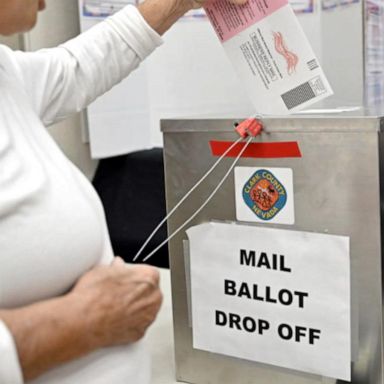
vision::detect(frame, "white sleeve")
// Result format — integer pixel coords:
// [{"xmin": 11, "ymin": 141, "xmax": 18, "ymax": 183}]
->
[
  {"xmin": 0, "ymin": 321, "xmax": 24, "ymax": 384},
  {"xmin": 10, "ymin": 5, "xmax": 163, "ymax": 126}
]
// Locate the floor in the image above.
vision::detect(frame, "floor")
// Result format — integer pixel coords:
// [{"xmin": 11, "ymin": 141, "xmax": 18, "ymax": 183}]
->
[{"xmin": 145, "ymin": 268, "xmax": 181, "ymax": 384}]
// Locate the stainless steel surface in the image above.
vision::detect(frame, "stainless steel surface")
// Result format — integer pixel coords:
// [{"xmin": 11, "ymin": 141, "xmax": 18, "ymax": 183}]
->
[{"xmin": 162, "ymin": 117, "xmax": 383, "ymax": 384}]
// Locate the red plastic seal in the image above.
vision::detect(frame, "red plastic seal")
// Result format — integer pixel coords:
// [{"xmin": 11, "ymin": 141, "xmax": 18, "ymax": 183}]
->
[{"xmin": 235, "ymin": 118, "xmax": 263, "ymax": 138}]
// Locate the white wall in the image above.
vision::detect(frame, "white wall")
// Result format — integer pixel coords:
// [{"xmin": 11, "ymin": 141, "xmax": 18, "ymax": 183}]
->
[
  {"xmin": 0, "ymin": 34, "xmax": 22, "ymax": 50},
  {"xmin": 23, "ymin": 0, "xmax": 98, "ymax": 180},
  {"xmin": 321, "ymin": 2, "xmax": 364, "ymax": 108}
]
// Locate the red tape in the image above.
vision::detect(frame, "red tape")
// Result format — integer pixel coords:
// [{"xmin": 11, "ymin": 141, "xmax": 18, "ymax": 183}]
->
[{"xmin": 210, "ymin": 141, "xmax": 302, "ymax": 158}]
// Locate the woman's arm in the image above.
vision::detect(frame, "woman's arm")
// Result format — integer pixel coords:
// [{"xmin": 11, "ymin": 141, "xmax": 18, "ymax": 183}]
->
[
  {"xmin": 7, "ymin": 0, "xmax": 199, "ymax": 127},
  {"xmin": 7, "ymin": 0, "xmax": 245, "ymax": 127},
  {"xmin": 7, "ymin": 4, "xmax": 163, "ymax": 126},
  {"xmin": 0, "ymin": 294, "xmax": 91, "ymax": 382},
  {"xmin": 0, "ymin": 258, "xmax": 162, "ymax": 382}
]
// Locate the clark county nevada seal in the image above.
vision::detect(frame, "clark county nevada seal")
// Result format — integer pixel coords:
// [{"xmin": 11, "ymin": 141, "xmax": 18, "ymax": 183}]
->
[{"xmin": 242, "ymin": 169, "xmax": 287, "ymax": 220}]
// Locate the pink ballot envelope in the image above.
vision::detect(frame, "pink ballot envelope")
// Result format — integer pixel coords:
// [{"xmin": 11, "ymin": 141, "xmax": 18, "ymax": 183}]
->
[{"xmin": 204, "ymin": 0, "xmax": 333, "ymax": 114}]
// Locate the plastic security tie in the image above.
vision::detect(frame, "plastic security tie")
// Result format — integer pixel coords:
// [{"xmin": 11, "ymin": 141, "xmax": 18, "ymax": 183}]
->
[
  {"xmin": 235, "ymin": 118, "xmax": 263, "ymax": 138},
  {"xmin": 134, "ymin": 117, "xmax": 263, "ymax": 262}
]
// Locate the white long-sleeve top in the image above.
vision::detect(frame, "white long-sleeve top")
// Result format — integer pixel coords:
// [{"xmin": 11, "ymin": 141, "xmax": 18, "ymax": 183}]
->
[{"xmin": 0, "ymin": 5, "xmax": 163, "ymax": 383}]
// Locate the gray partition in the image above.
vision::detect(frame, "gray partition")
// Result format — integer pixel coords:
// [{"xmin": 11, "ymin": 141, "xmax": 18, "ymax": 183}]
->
[{"xmin": 161, "ymin": 115, "xmax": 384, "ymax": 384}]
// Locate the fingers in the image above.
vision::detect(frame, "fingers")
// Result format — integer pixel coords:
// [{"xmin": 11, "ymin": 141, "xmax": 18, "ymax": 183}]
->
[
  {"xmin": 138, "ymin": 265, "xmax": 160, "ymax": 286},
  {"xmin": 129, "ymin": 279, "xmax": 159, "ymax": 291},
  {"xmin": 125, "ymin": 264, "xmax": 160, "ymax": 287},
  {"xmin": 73, "ymin": 258, "xmax": 163, "ymax": 348},
  {"xmin": 111, "ymin": 258, "xmax": 160, "ymax": 283}
]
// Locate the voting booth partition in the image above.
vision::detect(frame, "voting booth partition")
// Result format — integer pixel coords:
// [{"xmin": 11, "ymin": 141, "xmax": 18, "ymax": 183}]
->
[{"xmin": 161, "ymin": 116, "xmax": 383, "ymax": 384}]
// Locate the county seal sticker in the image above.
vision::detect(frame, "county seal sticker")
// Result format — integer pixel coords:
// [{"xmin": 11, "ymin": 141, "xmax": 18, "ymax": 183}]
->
[{"xmin": 235, "ymin": 167, "xmax": 295, "ymax": 224}]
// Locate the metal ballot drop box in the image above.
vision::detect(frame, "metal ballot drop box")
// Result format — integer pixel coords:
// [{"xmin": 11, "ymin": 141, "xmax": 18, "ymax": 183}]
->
[{"xmin": 161, "ymin": 115, "xmax": 384, "ymax": 384}]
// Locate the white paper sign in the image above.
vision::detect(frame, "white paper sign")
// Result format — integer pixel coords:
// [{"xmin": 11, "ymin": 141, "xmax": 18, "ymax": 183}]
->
[
  {"xmin": 187, "ymin": 222, "xmax": 351, "ymax": 380},
  {"xmin": 235, "ymin": 167, "xmax": 294, "ymax": 224},
  {"xmin": 204, "ymin": 0, "xmax": 333, "ymax": 114}
]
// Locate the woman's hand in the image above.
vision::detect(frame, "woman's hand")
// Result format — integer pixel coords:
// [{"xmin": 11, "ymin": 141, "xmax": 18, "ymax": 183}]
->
[
  {"xmin": 70, "ymin": 257, "xmax": 163, "ymax": 348},
  {"xmin": 0, "ymin": 258, "xmax": 162, "ymax": 381},
  {"xmin": 138, "ymin": 0, "xmax": 248, "ymax": 35}
]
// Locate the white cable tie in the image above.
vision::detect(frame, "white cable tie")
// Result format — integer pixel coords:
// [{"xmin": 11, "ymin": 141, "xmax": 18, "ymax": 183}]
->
[
  {"xmin": 132, "ymin": 135, "xmax": 245, "ymax": 262},
  {"xmin": 141, "ymin": 136, "xmax": 254, "ymax": 263}
]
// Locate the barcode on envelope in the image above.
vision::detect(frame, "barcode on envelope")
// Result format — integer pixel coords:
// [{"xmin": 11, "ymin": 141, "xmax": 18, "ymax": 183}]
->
[
  {"xmin": 281, "ymin": 77, "xmax": 327, "ymax": 110},
  {"xmin": 307, "ymin": 59, "xmax": 318, "ymax": 71}
]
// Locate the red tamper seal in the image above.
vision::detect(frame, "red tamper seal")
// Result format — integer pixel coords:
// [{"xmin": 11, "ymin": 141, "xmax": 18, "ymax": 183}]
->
[{"xmin": 235, "ymin": 118, "xmax": 263, "ymax": 138}]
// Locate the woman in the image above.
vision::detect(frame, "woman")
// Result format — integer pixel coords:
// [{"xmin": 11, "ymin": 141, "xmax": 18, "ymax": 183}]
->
[{"xmin": 0, "ymin": 0, "xmax": 249, "ymax": 382}]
